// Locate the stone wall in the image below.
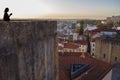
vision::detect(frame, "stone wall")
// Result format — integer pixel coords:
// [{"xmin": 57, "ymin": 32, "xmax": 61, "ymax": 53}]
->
[
  {"xmin": 0, "ymin": 20, "xmax": 58, "ymax": 80},
  {"xmin": 95, "ymin": 38, "xmax": 120, "ymax": 64}
]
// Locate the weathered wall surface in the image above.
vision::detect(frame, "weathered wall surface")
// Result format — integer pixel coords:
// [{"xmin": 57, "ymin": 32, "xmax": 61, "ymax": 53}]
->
[
  {"xmin": 0, "ymin": 21, "xmax": 58, "ymax": 80},
  {"xmin": 95, "ymin": 38, "xmax": 120, "ymax": 64}
]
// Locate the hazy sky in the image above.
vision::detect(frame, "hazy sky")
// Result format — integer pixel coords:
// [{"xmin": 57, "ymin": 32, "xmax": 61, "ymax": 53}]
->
[{"xmin": 0, "ymin": 0, "xmax": 120, "ymax": 19}]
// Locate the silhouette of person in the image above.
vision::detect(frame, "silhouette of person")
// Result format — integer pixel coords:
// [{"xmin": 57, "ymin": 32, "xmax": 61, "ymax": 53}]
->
[{"xmin": 3, "ymin": 8, "xmax": 12, "ymax": 21}]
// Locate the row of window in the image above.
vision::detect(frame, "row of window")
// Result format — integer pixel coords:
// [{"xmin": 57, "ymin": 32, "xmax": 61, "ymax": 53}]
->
[
  {"xmin": 63, "ymin": 49, "xmax": 85, "ymax": 52},
  {"xmin": 103, "ymin": 54, "xmax": 118, "ymax": 61}
]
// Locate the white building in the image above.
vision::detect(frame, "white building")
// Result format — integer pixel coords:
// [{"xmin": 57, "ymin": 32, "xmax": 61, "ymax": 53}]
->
[
  {"xmin": 73, "ymin": 33, "xmax": 79, "ymax": 41},
  {"xmin": 106, "ymin": 16, "xmax": 120, "ymax": 22},
  {"xmin": 84, "ymin": 24, "xmax": 97, "ymax": 31},
  {"xmin": 117, "ymin": 27, "xmax": 120, "ymax": 30},
  {"xmin": 58, "ymin": 42, "xmax": 88, "ymax": 53},
  {"xmin": 74, "ymin": 40, "xmax": 88, "ymax": 53}
]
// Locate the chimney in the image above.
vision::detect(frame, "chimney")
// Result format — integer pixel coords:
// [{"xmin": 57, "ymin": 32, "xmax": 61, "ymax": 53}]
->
[{"xmin": 82, "ymin": 52, "xmax": 85, "ymax": 58}]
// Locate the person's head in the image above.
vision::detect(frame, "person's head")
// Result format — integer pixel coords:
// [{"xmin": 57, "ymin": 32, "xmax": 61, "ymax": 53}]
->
[{"xmin": 4, "ymin": 8, "xmax": 9, "ymax": 13}]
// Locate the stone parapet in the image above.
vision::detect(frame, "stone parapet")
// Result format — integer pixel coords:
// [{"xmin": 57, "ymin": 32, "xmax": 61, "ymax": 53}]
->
[{"xmin": 0, "ymin": 20, "xmax": 58, "ymax": 80}]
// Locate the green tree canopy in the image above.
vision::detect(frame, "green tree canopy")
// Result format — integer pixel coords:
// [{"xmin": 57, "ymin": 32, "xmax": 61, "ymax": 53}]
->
[
  {"xmin": 79, "ymin": 20, "xmax": 84, "ymax": 35},
  {"xmin": 79, "ymin": 27, "xmax": 84, "ymax": 35},
  {"xmin": 115, "ymin": 21, "xmax": 120, "ymax": 26}
]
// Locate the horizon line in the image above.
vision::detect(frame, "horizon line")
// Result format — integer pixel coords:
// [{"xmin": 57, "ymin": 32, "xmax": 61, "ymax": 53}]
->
[{"xmin": 0, "ymin": 14, "xmax": 120, "ymax": 20}]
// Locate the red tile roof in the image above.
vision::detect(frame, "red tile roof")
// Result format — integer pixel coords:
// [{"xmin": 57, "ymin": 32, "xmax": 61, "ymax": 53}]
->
[
  {"xmin": 58, "ymin": 40, "xmax": 64, "ymax": 44},
  {"xmin": 64, "ymin": 43, "xmax": 79, "ymax": 49},
  {"xmin": 58, "ymin": 34, "xmax": 71, "ymax": 38},
  {"xmin": 59, "ymin": 52, "xmax": 112, "ymax": 80},
  {"xmin": 84, "ymin": 28, "xmax": 116, "ymax": 35},
  {"xmin": 74, "ymin": 40, "xmax": 88, "ymax": 45},
  {"xmin": 90, "ymin": 38, "xmax": 95, "ymax": 42},
  {"xmin": 58, "ymin": 46, "xmax": 64, "ymax": 50},
  {"xmin": 91, "ymin": 28, "xmax": 116, "ymax": 32}
]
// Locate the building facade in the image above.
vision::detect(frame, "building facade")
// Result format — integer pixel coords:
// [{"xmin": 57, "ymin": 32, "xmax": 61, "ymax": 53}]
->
[
  {"xmin": 58, "ymin": 42, "xmax": 88, "ymax": 53},
  {"xmin": 95, "ymin": 38, "xmax": 120, "ymax": 64},
  {"xmin": 106, "ymin": 16, "xmax": 120, "ymax": 23},
  {"xmin": 64, "ymin": 43, "xmax": 87, "ymax": 53},
  {"xmin": 90, "ymin": 41, "xmax": 95, "ymax": 57}
]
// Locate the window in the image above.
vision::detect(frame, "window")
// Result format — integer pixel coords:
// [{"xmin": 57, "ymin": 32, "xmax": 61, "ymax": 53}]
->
[
  {"xmin": 92, "ymin": 53, "xmax": 94, "ymax": 57},
  {"xmin": 93, "ymin": 48, "xmax": 94, "ymax": 51},
  {"xmin": 82, "ymin": 49, "xmax": 84, "ymax": 52},
  {"xmin": 115, "ymin": 57, "xmax": 118, "ymax": 61},
  {"xmin": 69, "ymin": 50, "xmax": 72, "ymax": 52},
  {"xmin": 73, "ymin": 50, "xmax": 74, "ymax": 52},
  {"xmin": 93, "ymin": 44, "xmax": 94, "ymax": 47},
  {"xmin": 81, "ymin": 45, "xmax": 84, "ymax": 47},
  {"xmin": 65, "ymin": 49, "xmax": 67, "ymax": 52},
  {"xmin": 103, "ymin": 54, "xmax": 106, "ymax": 58}
]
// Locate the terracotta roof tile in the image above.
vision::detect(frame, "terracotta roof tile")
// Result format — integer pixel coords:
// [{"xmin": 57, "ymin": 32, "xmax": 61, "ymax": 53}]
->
[
  {"xmin": 59, "ymin": 52, "xmax": 112, "ymax": 80},
  {"xmin": 91, "ymin": 28, "xmax": 116, "ymax": 32},
  {"xmin": 74, "ymin": 40, "xmax": 88, "ymax": 45},
  {"xmin": 64, "ymin": 43, "xmax": 79, "ymax": 49},
  {"xmin": 58, "ymin": 46, "xmax": 64, "ymax": 50},
  {"xmin": 58, "ymin": 34, "xmax": 71, "ymax": 38}
]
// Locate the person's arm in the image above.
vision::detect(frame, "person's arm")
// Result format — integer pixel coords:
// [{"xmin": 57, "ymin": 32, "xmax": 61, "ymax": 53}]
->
[{"xmin": 9, "ymin": 13, "xmax": 12, "ymax": 17}]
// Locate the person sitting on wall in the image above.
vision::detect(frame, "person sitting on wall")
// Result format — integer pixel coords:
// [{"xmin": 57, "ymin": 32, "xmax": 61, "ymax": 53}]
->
[{"xmin": 3, "ymin": 8, "xmax": 12, "ymax": 21}]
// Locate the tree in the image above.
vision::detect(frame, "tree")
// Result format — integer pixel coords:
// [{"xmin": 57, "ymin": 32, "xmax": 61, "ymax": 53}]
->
[
  {"xmin": 115, "ymin": 21, "xmax": 120, "ymax": 26},
  {"xmin": 86, "ymin": 35, "xmax": 91, "ymax": 54},
  {"xmin": 79, "ymin": 20, "xmax": 84, "ymax": 35},
  {"xmin": 68, "ymin": 37, "xmax": 73, "ymax": 42},
  {"xmin": 79, "ymin": 27, "xmax": 84, "ymax": 35},
  {"xmin": 107, "ymin": 21, "xmax": 114, "ymax": 27}
]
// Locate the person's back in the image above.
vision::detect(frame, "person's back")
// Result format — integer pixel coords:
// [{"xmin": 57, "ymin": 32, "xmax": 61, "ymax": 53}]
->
[
  {"xmin": 3, "ymin": 12, "xmax": 10, "ymax": 21},
  {"xmin": 3, "ymin": 8, "xmax": 12, "ymax": 21}
]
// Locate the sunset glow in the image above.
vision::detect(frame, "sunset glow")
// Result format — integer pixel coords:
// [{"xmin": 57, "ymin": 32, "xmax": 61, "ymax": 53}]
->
[{"xmin": 0, "ymin": 0, "xmax": 120, "ymax": 19}]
